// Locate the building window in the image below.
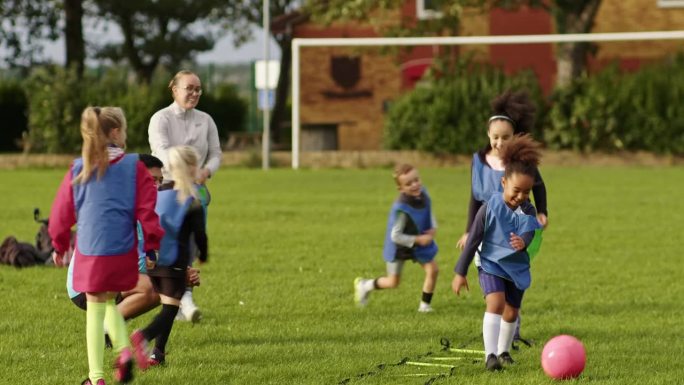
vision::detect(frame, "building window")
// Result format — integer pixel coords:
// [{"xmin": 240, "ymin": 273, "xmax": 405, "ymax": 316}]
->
[
  {"xmin": 417, "ymin": 0, "xmax": 444, "ymax": 20},
  {"xmin": 658, "ymin": 0, "xmax": 684, "ymax": 7}
]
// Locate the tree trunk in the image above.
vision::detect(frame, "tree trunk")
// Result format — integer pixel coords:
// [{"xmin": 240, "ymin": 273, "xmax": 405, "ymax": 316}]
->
[
  {"xmin": 553, "ymin": 0, "xmax": 602, "ymax": 88},
  {"xmin": 270, "ymin": 35, "xmax": 291, "ymax": 145},
  {"xmin": 556, "ymin": 42, "xmax": 589, "ymax": 88},
  {"xmin": 64, "ymin": 0, "xmax": 85, "ymax": 77}
]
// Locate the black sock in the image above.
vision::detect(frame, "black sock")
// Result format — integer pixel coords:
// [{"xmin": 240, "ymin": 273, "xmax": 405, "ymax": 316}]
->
[
  {"xmin": 142, "ymin": 304, "xmax": 179, "ymax": 344},
  {"xmin": 422, "ymin": 292, "xmax": 433, "ymax": 304},
  {"xmin": 153, "ymin": 304, "xmax": 179, "ymax": 353},
  {"xmin": 373, "ymin": 278, "xmax": 382, "ymax": 290}
]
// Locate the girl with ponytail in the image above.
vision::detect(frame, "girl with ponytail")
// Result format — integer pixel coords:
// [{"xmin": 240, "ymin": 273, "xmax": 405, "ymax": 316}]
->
[
  {"xmin": 132, "ymin": 145, "xmax": 208, "ymax": 367},
  {"xmin": 49, "ymin": 106, "xmax": 164, "ymax": 384},
  {"xmin": 451, "ymin": 134, "xmax": 544, "ymax": 372}
]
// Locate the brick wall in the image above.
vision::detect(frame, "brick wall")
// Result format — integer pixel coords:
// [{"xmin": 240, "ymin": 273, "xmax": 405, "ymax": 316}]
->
[{"xmin": 299, "ymin": 47, "xmax": 402, "ymax": 150}]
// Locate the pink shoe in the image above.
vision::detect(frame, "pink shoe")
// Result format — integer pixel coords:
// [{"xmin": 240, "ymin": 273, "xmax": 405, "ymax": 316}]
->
[
  {"xmin": 147, "ymin": 347, "xmax": 166, "ymax": 367},
  {"xmin": 113, "ymin": 347, "xmax": 134, "ymax": 383},
  {"xmin": 129, "ymin": 329, "xmax": 150, "ymax": 371}
]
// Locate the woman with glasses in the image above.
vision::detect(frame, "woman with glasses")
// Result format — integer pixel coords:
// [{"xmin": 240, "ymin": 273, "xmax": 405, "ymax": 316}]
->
[{"xmin": 148, "ymin": 70, "xmax": 220, "ymax": 324}]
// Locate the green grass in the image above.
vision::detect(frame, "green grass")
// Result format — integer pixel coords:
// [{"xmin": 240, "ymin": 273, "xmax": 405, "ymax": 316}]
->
[{"xmin": 1, "ymin": 166, "xmax": 683, "ymax": 385}]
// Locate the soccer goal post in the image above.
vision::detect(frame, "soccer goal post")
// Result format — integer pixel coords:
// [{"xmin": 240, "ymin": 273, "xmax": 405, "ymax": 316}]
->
[{"xmin": 291, "ymin": 30, "xmax": 684, "ymax": 169}]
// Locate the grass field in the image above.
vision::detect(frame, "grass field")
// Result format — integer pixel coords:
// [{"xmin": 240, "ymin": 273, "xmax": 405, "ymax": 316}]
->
[{"xmin": 1, "ymin": 166, "xmax": 683, "ymax": 385}]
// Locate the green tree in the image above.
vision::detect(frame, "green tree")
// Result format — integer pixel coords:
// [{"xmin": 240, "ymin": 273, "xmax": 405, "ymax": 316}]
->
[
  {"xmin": 0, "ymin": 0, "xmax": 60, "ymax": 69},
  {"xmin": 219, "ymin": 0, "xmax": 302, "ymax": 144},
  {"xmin": 64, "ymin": 0, "xmax": 85, "ymax": 76},
  {"xmin": 494, "ymin": 0, "xmax": 602, "ymax": 87},
  {"xmin": 91, "ymin": 0, "xmax": 227, "ymax": 83},
  {"xmin": 307, "ymin": 0, "xmax": 603, "ymax": 88}
]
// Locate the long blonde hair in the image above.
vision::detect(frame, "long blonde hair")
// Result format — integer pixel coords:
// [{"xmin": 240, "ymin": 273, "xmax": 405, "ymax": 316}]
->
[
  {"xmin": 73, "ymin": 106, "xmax": 127, "ymax": 184},
  {"xmin": 168, "ymin": 145, "xmax": 199, "ymax": 203}
]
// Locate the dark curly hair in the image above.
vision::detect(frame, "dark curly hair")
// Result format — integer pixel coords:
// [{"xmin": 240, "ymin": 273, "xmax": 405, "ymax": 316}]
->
[
  {"xmin": 489, "ymin": 89, "xmax": 536, "ymax": 134},
  {"xmin": 479, "ymin": 90, "xmax": 537, "ymax": 156},
  {"xmin": 499, "ymin": 134, "xmax": 542, "ymax": 179}
]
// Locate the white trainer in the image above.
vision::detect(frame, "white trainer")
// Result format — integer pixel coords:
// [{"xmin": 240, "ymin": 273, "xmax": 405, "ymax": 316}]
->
[
  {"xmin": 418, "ymin": 302, "xmax": 434, "ymax": 313},
  {"xmin": 175, "ymin": 309, "xmax": 186, "ymax": 321},
  {"xmin": 354, "ymin": 277, "xmax": 370, "ymax": 307},
  {"xmin": 180, "ymin": 290, "xmax": 202, "ymax": 323},
  {"xmin": 182, "ymin": 305, "xmax": 202, "ymax": 323}
]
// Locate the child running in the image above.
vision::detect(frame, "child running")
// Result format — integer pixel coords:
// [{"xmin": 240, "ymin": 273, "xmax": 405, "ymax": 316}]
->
[
  {"xmin": 456, "ymin": 90, "xmax": 548, "ymax": 345},
  {"xmin": 131, "ymin": 145, "xmax": 208, "ymax": 367},
  {"xmin": 66, "ymin": 154, "xmax": 165, "ymax": 322},
  {"xmin": 49, "ymin": 106, "xmax": 164, "ymax": 385},
  {"xmin": 452, "ymin": 134, "xmax": 543, "ymax": 371},
  {"xmin": 354, "ymin": 164, "xmax": 439, "ymax": 312}
]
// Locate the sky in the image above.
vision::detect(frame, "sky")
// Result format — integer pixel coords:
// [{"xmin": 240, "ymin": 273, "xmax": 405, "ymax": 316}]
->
[{"xmin": 37, "ymin": 25, "xmax": 281, "ymax": 66}]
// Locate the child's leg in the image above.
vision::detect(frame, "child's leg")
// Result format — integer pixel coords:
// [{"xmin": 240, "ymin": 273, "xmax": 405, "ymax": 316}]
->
[
  {"xmin": 104, "ymin": 292, "xmax": 135, "ymax": 382},
  {"xmin": 483, "ymin": 292, "xmax": 505, "ymax": 357},
  {"xmin": 85, "ymin": 292, "xmax": 108, "ymax": 383},
  {"xmin": 497, "ymin": 304, "xmax": 519, "ymax": 356},
  {"xmin": 118, "ymin": 273, "xmax": 160, "ymax": 320},
  {"xmin": 354, "ymin": 261, "xmax": 403, "ymax": 307},
  {"xmin": 151, "ymin": 295, "xmax": 181, "ymax": 356},
  {"xmin": 104, "ymin": 295, "xmax": 131, "ymax": 352},
  {"xmin": 497, "ymin": 285, "xmax": 523, "ymax": 356},
  {"xmin": 419, "ymin": 260, "xmax": 438, "ymax": 308}
]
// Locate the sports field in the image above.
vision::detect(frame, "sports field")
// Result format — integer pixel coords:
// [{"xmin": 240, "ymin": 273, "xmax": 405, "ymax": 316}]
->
[{"xmin": 1, "ymin": 166, "xmax": 682, "ymax": 384}]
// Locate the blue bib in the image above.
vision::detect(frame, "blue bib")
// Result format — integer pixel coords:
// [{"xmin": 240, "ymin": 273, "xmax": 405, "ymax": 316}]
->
[
  {"xmin": 155, "ymin": 189, "xmax": 193, "ymax": 266},
  {"xmin": 479, "ymin": 193, "xmax": 541, "ymax": 290},
  {"xmin": 72, "ymin": 154, "xmax": 137, "ymax": 255},
  {"xmin": 382, "ymin": 188, "xmax": 438, "ymax": 263},
  {"xmin": 471, "ymin": 153, "xmax": 504, "ymax": 203}
]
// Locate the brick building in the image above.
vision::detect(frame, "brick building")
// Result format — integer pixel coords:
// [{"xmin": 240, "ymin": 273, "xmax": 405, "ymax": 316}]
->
[{"xmin": 288, "ymin": 1, "xmax": 684, "ymax": 151}]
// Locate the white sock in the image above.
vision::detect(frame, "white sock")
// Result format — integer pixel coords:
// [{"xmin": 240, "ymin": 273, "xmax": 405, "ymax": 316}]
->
[
  {"xmin": 362, "ymin": 279, "xmax": 375, "ymax": 292},
  {"xmin": 181, "ymin": 289, "xmax": 194, "ymax": 306},
  {"xmin": 498, "ymin": 319, "xmax": 517, "ymax": 355},
  {"xmin": 483, "ymin": 312, "xmax": 502, "ymax": 358}
]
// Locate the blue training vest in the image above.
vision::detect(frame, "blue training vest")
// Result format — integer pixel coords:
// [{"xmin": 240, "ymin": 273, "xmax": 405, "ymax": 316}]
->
[
  {"xmin": 72, "ymin": 154, "xmax": 138, "ymax": 256},
  {"xmin": 382, "ymin": 188, "xmax": 438, "ymax": 263},
  {"xmin": 471, "ymin": 153, "xmax": 504, "ymax": 203},
  {"xmin": 479, "ymin": 193, "xmax": 541, "ymax": 290},
  {"xmin": 155, "ymin": 189, "xmax": 193, "ymax": 266}
]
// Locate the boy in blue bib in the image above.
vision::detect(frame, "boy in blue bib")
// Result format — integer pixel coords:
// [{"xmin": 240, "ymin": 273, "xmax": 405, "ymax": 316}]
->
[
  {"xmin": 355, "ymin": 164, "xmax": 439, "ymax": 312},
  {"xmin": 452, "ymin": 134, "xmax": 543, "ymax": 371}
]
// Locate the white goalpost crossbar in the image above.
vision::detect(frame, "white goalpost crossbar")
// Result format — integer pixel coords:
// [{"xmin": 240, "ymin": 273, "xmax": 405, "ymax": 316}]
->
[{"xmin": 291, "ymin": 30, "xmax": 684, "ymax": 169}]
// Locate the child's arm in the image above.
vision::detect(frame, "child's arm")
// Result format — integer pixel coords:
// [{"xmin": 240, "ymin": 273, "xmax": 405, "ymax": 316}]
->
[
  {"xmin": 48, "ymin": 170, "xmax": 76, "ymax": 266},
  {"xmin": 390, "ymin": 212, "xmax": 433, "ymax": 247},
  {"xmin": 457, "ymin": 191, "xmax": 482, "ymax": 249},
  {"xmin": 135, "ymin": 161, "xmax": 164, "ymax": 251},
  {"xmin": 452, "ymin": 204, "xmax": 486, "ymax": 295},
  {"xmin": 532, "ymin": 168, "xmax": 548, "ymax": 228},
  {"xmin": 189, "ymin": 203, "xmax": 208, "ymax": 263},
  {"xmin": 510, "ymin": 201, "xmax": 539, "ymax": 250}
]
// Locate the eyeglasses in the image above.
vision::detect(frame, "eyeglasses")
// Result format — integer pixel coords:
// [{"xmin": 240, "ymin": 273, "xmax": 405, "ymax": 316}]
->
[{"xmin": 179, "ymin": 85, "xmax": 203, "ymax": 95}]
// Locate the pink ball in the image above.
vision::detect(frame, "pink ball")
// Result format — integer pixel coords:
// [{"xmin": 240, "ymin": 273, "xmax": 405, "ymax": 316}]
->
[{"xmin": 541, "ymin": 335, "xmax": 586, "ymax": 380}]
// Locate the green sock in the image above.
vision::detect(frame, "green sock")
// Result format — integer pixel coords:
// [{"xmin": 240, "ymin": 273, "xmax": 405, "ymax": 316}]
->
[
  {"xmin": 86, "ymin": 301, "xmax": 106, "ymax": 383},
  {"xmin": 104, "ymin": 299, "xmax": 130, "ymax": 353}
]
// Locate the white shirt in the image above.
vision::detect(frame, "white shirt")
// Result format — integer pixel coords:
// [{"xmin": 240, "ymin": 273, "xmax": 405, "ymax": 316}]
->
[{"xmin": 148, "ymin": 102, "xmax": 222, "ymax": 180}]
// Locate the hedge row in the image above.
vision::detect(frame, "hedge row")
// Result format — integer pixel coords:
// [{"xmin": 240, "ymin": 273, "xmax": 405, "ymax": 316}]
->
[
  {"xmin": 386, "ymin": 54, "xmax": 684, "ymax": 155},
  {"xmin": 0, "ymin": 66, "xmax": 246, "ymax": 153}
]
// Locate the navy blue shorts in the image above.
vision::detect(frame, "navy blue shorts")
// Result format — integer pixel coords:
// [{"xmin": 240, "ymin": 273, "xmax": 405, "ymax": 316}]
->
[{"xmin": 477, "ymin": 268, "xmax": 524, "ymax": 308}]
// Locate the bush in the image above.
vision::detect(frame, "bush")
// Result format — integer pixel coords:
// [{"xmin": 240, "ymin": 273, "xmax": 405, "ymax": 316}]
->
[
  {"xmin": 546, "ymin": 54, "xmax": 684, "ymax": 154},
  {"xmin": 0, "ymin": 79, "xmax": 28, "ymax": 152},
  {"xmin": 24, "ymin": 66, "xmax": 247, "ymax": 154},
  {"xmin": 24, "ymin": 66, "xmax": 86, "ymax": 154},
  {"xmin": 384, "ymin": 64, "xmax": 546, "ymax": 155},
  {"xmin": 197, "ymin": 83, "xmax": 248, "ymax": 143}
]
